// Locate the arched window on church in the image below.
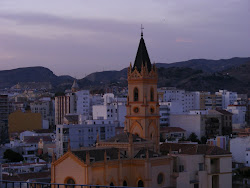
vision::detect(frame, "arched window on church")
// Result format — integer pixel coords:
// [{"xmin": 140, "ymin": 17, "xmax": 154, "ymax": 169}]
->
[
  {"xmin": 134, "ymin": 88, "xmax": 139, "ymax": 101},
  {"xmin": 65, "ymin": 178, "xmax": 75, "ymax": 188},
  {"xmin": 150, "ymin": 88, "xmax": 154, "ymax": 101},
  {"xmin": 138, "ymin": 180, "xmax": 144, "ymax": 187},
  {"xmin": 123, "ymin": 180, "xmax": 128, "ymax": 186}
]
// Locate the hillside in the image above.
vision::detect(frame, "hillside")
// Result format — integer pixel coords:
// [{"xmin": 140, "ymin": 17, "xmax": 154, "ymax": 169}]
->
[
  {"xmin": 0, "ymin": 66, "xmax": 74, "ymax": 89},
  {"xmin": 156, "ymin": 57, "xmax": 250, "ymax": 73},
  {"xmin": 0, "ymin": 57, "xmax": 250, "ymax": 95}
]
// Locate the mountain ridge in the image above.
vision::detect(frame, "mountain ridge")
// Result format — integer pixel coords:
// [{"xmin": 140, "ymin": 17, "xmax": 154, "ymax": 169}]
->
[{"xmin": 0, "ymin": 57, "xmax": 250, "ymax": 94}]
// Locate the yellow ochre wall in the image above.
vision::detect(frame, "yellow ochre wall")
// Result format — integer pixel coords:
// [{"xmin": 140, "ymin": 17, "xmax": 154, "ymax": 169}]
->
[{"xmin": 8, "ymin": 110, "xmax": 42, "ymax": 133}]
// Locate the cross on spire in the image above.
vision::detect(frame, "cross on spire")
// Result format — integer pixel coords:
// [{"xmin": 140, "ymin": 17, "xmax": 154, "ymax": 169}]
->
[{"xmin": 141, "ymin": 24, "xmax": 144, "ymax": 37}]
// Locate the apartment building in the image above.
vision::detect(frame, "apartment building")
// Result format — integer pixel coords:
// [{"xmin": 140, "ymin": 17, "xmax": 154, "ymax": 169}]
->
[
  {"xmin": 0, "ymin": 95, "xmax": 9, "ymax": 143},
  {"xmin": 160, "ymin": 143, "xmax": 232, "ymax": 188},
  {"xmin": 200, "ymin": 92, "xmax": 222, "ymax": 110},
  {"xmin": 56, "ymin": 119, "xmax": 116, "ymax": 158},
  {"xmin": 92, "ymin": 93, "xmax": 126, "ymax": 127},
  {"xmin": 216, "ymin": 90, "xmax": 237, "ymax": 109}
]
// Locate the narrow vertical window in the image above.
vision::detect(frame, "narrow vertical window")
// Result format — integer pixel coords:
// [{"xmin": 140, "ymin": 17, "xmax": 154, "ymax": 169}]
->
[
  {"xmin": 150, "ymin": 88, "xmax": 154, "ymax": 101},
  {"xmin": 134, "ymin": 88, "xmax": 139, "ymax": 101}
]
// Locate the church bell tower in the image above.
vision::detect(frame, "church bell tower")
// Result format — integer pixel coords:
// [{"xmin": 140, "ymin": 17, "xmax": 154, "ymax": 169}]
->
[{"xmin": 125, "ymin": 30, "xmax": 160, "ymax": 151}]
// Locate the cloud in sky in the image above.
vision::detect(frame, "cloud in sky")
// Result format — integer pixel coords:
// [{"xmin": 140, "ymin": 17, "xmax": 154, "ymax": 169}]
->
[
  {"xmin": 0, "ymin": 0, "xmax": 249, "ymax": 78},
  {"xmin": 176, "ymin": 38, "xmax": 193, "ymax": 43}
]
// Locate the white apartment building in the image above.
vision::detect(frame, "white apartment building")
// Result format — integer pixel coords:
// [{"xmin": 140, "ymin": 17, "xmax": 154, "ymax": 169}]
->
[
  {"xmin": 56, "ymin": 119, "xmax": 117, "ymax": 158},
  {"xmin": 216, "ymin": 90, "xmax": 238, "ymax": 109},
  {"xmin": 92, "ymin": 93, "xmax": 126, "ymax": 127},
  {"xmin": 158, "ymin": 87, "xmax": 198, "ymax": 113},
  {"xmin": 226, "ymin": 105, "xmax": 246, "ymax": 128},
  {"xmin": 30, "ymin": 99, "xmax": 55, "ymax": 128},
  {"xmin": 75, "ymin": 90, "xmax": 90, "ymax": 116},
  {"xmin": 230, "ymin": 137, "xmax": 250, "ymax": 165},
  {"xmin": 170, "ymin": 114, "xmax": 205, "ymax": 139},
  {"xmin": 159, "ymin": 101, "xmax": 183, "ymax": 126}
]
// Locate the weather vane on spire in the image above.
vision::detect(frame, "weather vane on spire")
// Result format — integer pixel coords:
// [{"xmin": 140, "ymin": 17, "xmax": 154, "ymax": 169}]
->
[{"xmin": 141, "ymin": 24, "xmax": 144, "ymax": 37}]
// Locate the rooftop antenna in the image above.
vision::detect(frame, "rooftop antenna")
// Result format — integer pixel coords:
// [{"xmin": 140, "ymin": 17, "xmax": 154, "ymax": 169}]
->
[{"xmin": 141, "ymin": 24, "xmax": 144, "ymax": 37}]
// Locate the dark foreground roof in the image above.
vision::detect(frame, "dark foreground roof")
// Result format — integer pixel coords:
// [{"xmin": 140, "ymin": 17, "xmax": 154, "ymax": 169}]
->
[
  {"xmin": 3, "ymin": 171, "xmax": 50, "ymax": 181},
  {"xmin": 160, "ymin": 143, "xmax": 231, "ymax": 156}
]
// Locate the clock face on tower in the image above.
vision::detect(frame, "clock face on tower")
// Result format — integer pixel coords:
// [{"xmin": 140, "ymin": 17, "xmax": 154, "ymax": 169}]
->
[{"xmin": 134, "ymin": 107, "xmax": 139, "ymax": 113}]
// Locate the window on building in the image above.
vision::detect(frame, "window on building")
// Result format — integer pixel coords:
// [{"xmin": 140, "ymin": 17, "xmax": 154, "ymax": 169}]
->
[
  {"xmin": 110, "ymin": 182, "xmax": 114, "ymax": 186},
  {"xmin": 123, "ymin": 180, "xmax": 127, "ymax": 186},
  {"xmin": 199, "ymin": 163, "xmax": 204, "ymax": 171},
  {"xmin": 179, "ymin": 165, "xmax": 184, "ymax": 172},
  {"xmin": 150, "ymin": 88, "xmax": 154, "ymax": 101},
  {"xmin": 194, "ymin": 184, "xmax": 199, "ymax": 188},
  {"xmin": 66, "ymin": 178, "xmax": 75, "ymax": 188},
  {"xmin": 134, "ymin": 88, "xmax": 139, "ymax": 101},
  {"xmin": 138, "ymin": 180, "xmax": 144, "ymax": 187},
  {"xmin": 157, "ymin": 173, "xmax": 164, "ymax": 185}
]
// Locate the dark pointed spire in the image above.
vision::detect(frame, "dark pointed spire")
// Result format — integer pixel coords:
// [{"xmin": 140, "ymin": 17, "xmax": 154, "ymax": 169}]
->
[{"xmin": 133, "ymin": 27, "xmax": 152, "ymax": 72}]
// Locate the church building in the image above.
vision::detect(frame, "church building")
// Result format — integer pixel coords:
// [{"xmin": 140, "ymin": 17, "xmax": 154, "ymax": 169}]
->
[
  {"xmin": 51, "ymin": 32, "xmax": 232, "ymax": 188},
  {"xmin": 51, "ymin": 32, "xmax": 173, "ymax": 187}
]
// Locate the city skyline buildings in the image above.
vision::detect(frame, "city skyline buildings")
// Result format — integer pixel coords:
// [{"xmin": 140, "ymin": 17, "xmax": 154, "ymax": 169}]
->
[{"xmin": 0, "ymin": 0, "xmax": 249, "ymax": 78}]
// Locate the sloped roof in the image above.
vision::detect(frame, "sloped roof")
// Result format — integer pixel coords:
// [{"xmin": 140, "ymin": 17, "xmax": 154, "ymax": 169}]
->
[
  {"xmin": 2, "ymin": 171, "xmax": 50, "ymax": 181},
  {"xmin": 160, "ymin": 127, "xmax": 186, "ymax": 133},
  {"xmin": 72, "ymin": 148, "xmax": 120, "ymax": 162},
  {"xmin": 105, "ymin": 132, "xmax": 147, "ymax": 143},
  {"xmin": 134, "ymin": 148, "xmax": 160, "ymax": 158},
  {"xmin": 64, "ymin": 114, "xmax": 79, "ymax": 123},
  {"xmin": 24, "ymin": 136, "xmax": 52, "ymax": 143},
  {"xmin": 133, "ymin": 36, "xmax": 151, "ymax": 72},
  {"xmin": 160, "ymin": 143, "xmax": 231, "ymax": 156},
  {"xmin": 33, "ymin": 129, "xmax": 54, "ymax": 133},
  {"xmin": 215, "ymin": 109, "xmax": 233, "ymax": 115}
]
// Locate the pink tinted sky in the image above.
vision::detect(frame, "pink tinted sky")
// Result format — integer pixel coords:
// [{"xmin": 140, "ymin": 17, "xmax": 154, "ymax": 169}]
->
[{"xmin": 0, "ymin": 0, "xmax": 249, "ymax": 78}]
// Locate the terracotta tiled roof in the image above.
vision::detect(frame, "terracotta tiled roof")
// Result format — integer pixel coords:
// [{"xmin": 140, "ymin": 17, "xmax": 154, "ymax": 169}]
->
[
  {"xmin": 2, "ymin": 171, "xmax": 51, "ymax": 181},
  {"xmin": 160, "ymin": 127, "xmax": 186, "ymax": 133},
  {"xmin": 33, "ymin": 129, "xmax": 54, "ymax": 133},
  {"xmin": 215, "ymin": 109, "xmax": 233, "ymax": 115},
  {"xmin": 160, "ymin": 143, "xmax": 231, "ymax": 156},
  {"xmin": 72, "ymin": 148, "xmax": 121, "ymax": 162},
  {"xmin": 104, "ymin": 132, "xmax": 147, "ymax": 143},
  {"xmin": 24, "ymin": 136, "xmax": 52, "ymax": 143},
  {"xmin": 134, "ymin": 148, "xmax": 160, "ymax": 158},
  {"xmin": 2, "ymin": 162, "xmax": 47, "ymax": 167}
]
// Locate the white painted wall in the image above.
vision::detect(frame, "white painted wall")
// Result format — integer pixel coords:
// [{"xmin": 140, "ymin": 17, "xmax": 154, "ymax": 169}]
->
[{"xmin": 230, "ymin": 137, "xmax": 250, "ymax": 163}]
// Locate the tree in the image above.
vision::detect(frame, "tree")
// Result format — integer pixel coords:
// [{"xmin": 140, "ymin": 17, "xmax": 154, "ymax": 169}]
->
[
  {"xmin": 4, "ymin": 149, "xmax": 24, "ymax": 162},
  {"xmin": 188, "ymin": 132, "xmax": 201, "ymax": 144},
  {"xmin": 201, "ymin": 136, "xmax": 207, "ymax": 144}
]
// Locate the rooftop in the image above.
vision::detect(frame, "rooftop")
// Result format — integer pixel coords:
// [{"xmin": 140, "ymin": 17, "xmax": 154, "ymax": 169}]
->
[
  {"xmin": 160, "ymin": 127, "xmax": 186, "ymax": 133},
  {"xmin": 160, "ymin": 143, "xmax": 231, "ymax": 156},
  {"xmin": 104, "ymin": 132, "xmax": 147, "ymax": 143}
]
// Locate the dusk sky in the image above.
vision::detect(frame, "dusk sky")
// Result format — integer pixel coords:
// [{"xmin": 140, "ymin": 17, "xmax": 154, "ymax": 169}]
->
[{"xmin": 0, "ymin": 0, "xmax": 250, "ymax": 78}]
